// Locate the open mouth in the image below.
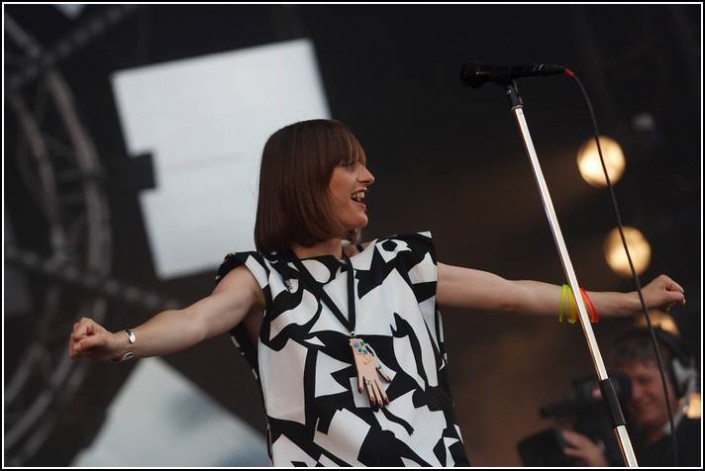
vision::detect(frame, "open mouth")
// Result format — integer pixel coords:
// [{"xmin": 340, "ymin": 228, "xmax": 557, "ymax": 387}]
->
[{"xmin": 350, "ymin": 190, "xmax": 366, "ymax": 204}]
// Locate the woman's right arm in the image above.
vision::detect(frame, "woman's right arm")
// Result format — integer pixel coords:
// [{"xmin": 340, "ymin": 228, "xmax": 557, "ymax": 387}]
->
[{"xmin": 68, "ymin": 265, "xmax": 264, "ymax": 362}]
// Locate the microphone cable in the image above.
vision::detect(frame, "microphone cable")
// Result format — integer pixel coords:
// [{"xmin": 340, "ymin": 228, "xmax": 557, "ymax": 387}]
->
[{"xmin": 566, "ymin": 69, "xmax": 680, "ymax": 467}]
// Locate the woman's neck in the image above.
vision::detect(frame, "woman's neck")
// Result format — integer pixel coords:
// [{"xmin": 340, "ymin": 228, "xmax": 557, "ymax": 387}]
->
[{"xmin": 292, "ymin": 239, "xmax": 344, "ymax": 260}]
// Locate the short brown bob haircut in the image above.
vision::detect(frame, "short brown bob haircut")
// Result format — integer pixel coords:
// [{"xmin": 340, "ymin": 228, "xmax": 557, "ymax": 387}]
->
[{"xmin": 254, "ymin": 119, "xmax": 367, "ymax": 254}]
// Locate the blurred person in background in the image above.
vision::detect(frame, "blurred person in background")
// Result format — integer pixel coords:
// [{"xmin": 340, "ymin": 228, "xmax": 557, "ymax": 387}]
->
[{"xmin": 561, "ymin": 327, "xmax": 700, "ymax": 467}]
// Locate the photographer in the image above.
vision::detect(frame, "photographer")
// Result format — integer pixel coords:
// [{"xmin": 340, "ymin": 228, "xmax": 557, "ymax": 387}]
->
[{"xmin": 560, "ymin": 327, "xmax": 700, "ymax": 467}]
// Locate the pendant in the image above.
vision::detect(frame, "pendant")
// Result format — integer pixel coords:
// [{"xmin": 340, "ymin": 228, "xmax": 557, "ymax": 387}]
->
[{"xmin": 349, "ymin": 338, "xmax": 391, "ymax": 407}]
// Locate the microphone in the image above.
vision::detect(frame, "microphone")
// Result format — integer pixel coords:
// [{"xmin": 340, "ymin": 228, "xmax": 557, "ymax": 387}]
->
[
  {"xmin": 460, "ymin": 61, "xmax": 568, "ymax": 89},
  {"xmin": 539, "ymin": 373, "xmax": 632, "ymax": 418}
]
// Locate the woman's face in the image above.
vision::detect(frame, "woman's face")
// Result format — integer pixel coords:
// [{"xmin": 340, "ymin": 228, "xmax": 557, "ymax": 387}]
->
[{"xmin": 328, "ymin": 161, "xmax": 375, "ymax": 232}]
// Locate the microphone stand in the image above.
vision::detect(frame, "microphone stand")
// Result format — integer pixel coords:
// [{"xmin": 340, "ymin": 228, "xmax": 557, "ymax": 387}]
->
[{"xmin": 504, "ymin": 81, "xmax": 638, "ymax": 467}]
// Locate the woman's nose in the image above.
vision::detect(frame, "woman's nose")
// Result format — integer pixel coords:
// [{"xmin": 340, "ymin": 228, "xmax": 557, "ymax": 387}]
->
[{"xmin": 360, "ymin": 165, "xmax": 375, "ymax": 185}]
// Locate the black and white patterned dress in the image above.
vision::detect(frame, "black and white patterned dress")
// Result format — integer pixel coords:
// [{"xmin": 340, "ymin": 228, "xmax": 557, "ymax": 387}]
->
[{"xmin": 215, "ymin": 231, "xmax": 469, "ymax": 466}]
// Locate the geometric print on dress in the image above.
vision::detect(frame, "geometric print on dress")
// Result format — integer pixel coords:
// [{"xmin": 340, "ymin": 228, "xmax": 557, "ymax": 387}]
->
[{"xmin": 216, "ymin": 232, "xmax": 470, "ymax": 466}]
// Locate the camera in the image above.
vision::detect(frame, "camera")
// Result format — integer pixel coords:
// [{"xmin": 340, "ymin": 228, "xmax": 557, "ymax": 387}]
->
[{"xmin": 517, "ymin": 375, "xmax": 626, "ymax": 466}]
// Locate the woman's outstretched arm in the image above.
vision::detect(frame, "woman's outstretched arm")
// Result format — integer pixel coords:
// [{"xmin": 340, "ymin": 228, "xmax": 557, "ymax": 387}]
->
[
  {"xmin": 68, "ymin": 265, "xmax": 264, "ymax": 362},
  {"xmin": 437, "ymin": 262, "xmax": 685, "ymax": 317}
]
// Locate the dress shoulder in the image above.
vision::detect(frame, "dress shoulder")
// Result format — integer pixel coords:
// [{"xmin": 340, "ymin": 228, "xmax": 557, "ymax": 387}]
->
[
  {"xmin": 373, "ymin": 231, "xmax": 436, "ymax": 283},
  {"xmin": 214, "ymin": 251, "xmax": 270, "ymax": 291}
]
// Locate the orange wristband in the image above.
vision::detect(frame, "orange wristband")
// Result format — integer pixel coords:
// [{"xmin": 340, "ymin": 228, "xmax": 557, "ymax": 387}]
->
[{"xmin": 559, "ymin": 285, "xmax": 599, "ymax": 324}]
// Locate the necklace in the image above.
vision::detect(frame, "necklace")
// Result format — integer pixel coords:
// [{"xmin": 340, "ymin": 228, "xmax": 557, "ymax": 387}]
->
[{"xmin": 290, "ymin": 251, "xmax": 391, "ymax": 407}]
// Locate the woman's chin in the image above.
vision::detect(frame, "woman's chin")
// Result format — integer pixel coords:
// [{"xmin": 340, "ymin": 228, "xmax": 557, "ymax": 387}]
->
[
  {"xmin": 343, "ymin": 217, "xmax": 368, "ymax": 230},
  {"xmin": 354, "ymin": 218, "xmax": 369, "ymax": 230}
]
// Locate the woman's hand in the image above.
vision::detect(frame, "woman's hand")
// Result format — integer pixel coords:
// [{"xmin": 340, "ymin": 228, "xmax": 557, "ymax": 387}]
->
[
  {"xmin": 640, "ymin": 274, "xmax": 686, "ymax": 312},
  {"xmin": 590, "ymin": 274, "xmax": 686, "ymax": 318},
  {"xmin": 68, "ymin": 317, "xmax": 123, "ymax": 361}
]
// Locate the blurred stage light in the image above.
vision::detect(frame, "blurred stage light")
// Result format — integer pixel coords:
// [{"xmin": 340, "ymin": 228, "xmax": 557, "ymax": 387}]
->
[
  {"xmin": 112, "ymin": 39, "xmax": 329, "ymax": 279},
  {"xmin": 635, "ymin": 309, "xmax": 679, "ymax": 336},
  {"xmin": 53, "ymin": 4, "xmax": 85, "ymax": 18},
  {"xmin": 577, "ymin": 136, "xmax": 625, "ymax": 187},
  {"xmin": 684, "ymin": 392, "xmax": 701, "ymax": 419},
  {"xmin": 604, "ymin": 226, "xmax": 651, "ymax": 277}
]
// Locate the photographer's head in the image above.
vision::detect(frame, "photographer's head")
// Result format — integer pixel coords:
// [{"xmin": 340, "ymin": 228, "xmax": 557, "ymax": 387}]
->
[{"xmin": 609, "ymin": 328, "xmax": 696, "ymax": 444}]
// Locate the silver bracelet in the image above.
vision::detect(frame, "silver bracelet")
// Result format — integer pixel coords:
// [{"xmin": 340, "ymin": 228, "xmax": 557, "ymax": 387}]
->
[
  {"xmin": 113, "ymin": 329, "xmax": 136, "ymax": 362},
  {"xmin": 114, "ymin": 351, "xmax": 135, "ymax": 362},
  {"xmin": 124, "ymin": 328, "xmax": 136, "ymax": 344}
]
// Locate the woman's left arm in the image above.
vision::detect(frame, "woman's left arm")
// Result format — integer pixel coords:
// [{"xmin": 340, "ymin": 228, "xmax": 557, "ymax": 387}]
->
[{"xmin": 436, "ymin": 262, "xmax": 686, "ymax": 317}]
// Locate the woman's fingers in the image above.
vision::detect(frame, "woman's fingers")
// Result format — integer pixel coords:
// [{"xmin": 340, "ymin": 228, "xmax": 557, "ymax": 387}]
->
[
  {"xmin": 69, "ymin": 317, "xmax": 107, "ymax": 357},
  {"xmin": 643, "ymin": 275, "xmax": 686, "ymax": 311},
  {"xmin": 78, "ymin": 334, "xmax": 106, "ymax": 352},
  {"xmin": 658, "ymin": 274, "xmax": 684, "ymax": 293}
]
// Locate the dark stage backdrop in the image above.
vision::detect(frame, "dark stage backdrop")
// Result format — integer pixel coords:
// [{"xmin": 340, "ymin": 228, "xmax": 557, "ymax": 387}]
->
[{"xmin": 4, "ymin": 4, "xmax": 700, "ymax": 466}]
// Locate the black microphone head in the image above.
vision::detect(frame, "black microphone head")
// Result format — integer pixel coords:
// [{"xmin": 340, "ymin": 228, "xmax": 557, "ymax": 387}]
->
[
  {"xmin": 460, "ymin": 61, "xmax": 500, "ymax": 89},
  {"xmin": 460, "ymin": 60, "xmax": 568, "ymax": 89}
]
